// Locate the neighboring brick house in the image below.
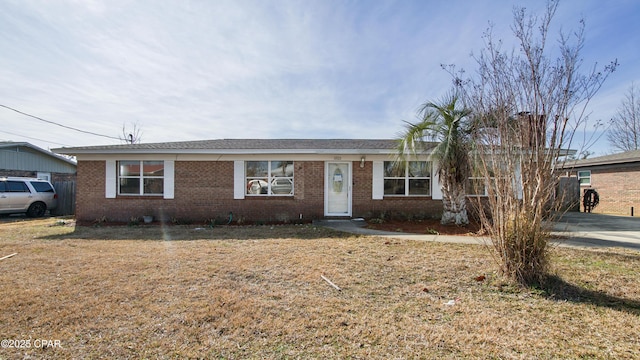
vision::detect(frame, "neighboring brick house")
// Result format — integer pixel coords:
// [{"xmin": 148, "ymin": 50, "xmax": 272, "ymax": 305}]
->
[
  {"xmin": 54, "ymin": 139, "xmax": 445, "ymax": 224},
  {"xmin": 0, "ymin": 142, "xmax": 76, "ymax": 182},
  {"xmin": 562, "ymin": 150, "xmax": 640, "ymax": 215}
]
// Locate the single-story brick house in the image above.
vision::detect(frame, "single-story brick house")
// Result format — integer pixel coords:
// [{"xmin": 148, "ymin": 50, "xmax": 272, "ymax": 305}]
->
[
  {"xmin": 561, "ymin": 149, "xmax": 640, "ymax": 215},
  {"xmin": 54, "ymin": 139, "xmax": 446, "ymax": 224}
]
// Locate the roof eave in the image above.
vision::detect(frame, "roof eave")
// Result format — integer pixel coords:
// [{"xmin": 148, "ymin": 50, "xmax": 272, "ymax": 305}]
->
[
  {"xmin": 563, "ymin": 157, "xmax": 640, "ymax": 169},
  {"xmin": 53, "ymin": 148, "xmax": 403, "ymax": 156},
  {"xmin": 2, "ymin": 142, "xmax": 77, "ymax": 166}
]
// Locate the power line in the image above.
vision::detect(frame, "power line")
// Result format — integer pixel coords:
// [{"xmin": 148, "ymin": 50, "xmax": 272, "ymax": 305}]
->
[
  {"xmin": 0, "ymin": 104, "xmax": 121, "ymax": 141},
  {"xmin": 0, "ymin": 129, "xmax": 72, "ymax": 147}
]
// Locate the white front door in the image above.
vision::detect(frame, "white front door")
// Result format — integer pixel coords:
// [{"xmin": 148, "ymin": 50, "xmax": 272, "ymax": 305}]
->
[{"xmin": 325, "ymin": 162, "xmax": 351, "ymax": 216}]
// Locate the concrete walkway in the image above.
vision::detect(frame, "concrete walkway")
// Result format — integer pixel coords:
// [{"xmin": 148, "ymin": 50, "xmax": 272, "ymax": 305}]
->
[
  {"xmin": 313, "ymin": 218, "xmax": 488, "ymax": 246},
  {"xmin": 314, "ymin": 213, "xmax": 640, "ymax": 251}
]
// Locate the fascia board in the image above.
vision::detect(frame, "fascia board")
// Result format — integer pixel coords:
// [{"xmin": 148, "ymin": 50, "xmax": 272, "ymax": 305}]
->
[
  {"xmin": 11, "ymin": 143, "xmax": 78, "ymax": 166},
  {"xmin": 563, "ymin": 158, "xmax": 640, "ymax": 169},
  {"xmin": 73, "ymin": 152, "xmax": 425, "ymax": 162},
  {"xmin": 57, "ymin": 148, "xmax": 401, "ymax": 156}
]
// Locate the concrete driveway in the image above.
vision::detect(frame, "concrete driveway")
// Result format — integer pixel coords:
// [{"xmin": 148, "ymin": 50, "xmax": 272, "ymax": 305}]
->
[
  {"xmin": 552, "ymin": 212, "xmax": 640, "ymax": 250},
  {"xmin": 317, "ymin": 213, "xmax": 640, "ymax": 251}
]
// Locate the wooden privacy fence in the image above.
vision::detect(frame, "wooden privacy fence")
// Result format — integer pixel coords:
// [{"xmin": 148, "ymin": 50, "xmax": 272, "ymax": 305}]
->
[
  {"xmin": 556, "ymin": 177, "xmax": 580, "ymax": 212},
  {"xmin": 51, "ymin": 180, "xmax": 76, "ymax": 216}
]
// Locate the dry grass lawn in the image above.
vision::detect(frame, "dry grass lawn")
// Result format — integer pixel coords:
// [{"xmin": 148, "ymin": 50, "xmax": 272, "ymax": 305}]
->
[{"xmin": 0, "ymin": 217, "xmax": 639, "ymax": 359}]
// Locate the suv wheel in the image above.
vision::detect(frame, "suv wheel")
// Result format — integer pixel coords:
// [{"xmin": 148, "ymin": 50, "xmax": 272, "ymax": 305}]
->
[{"xmin": 27, "ymin": 202, "xmax": 47, "ymax": 218}]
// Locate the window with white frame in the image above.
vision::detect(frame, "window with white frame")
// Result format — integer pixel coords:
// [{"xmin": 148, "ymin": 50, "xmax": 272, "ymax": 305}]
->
[
  {"xmin": 577, "ymin": 170, "xmax": 591, "ymax": 186},
  {"xmin": 36, "ymin": 172, "xmax": 51, "ymax": 181},
  {"xmin": 466, "ymin": 163, "xmax": 496, "ymax": 196},
  {"xmin": 246, "ymin": 161, "xmax": 294, "ymax": 196},
  {"xmin": 466, "ymin": 177, "xmax": 487, "ymax": 196},
  {"xmin": 383, "ymin": 161, "xmax": 431, "ymax": 196},
  {"xmin": 118, "ymin": 160, "xmax": 164, "ymax": 195}
]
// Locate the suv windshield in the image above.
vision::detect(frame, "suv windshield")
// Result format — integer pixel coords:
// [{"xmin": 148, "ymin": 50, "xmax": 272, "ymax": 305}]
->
[{"xmin": 30, "ymin": 181, "xmax": 55, "ymax": 192}]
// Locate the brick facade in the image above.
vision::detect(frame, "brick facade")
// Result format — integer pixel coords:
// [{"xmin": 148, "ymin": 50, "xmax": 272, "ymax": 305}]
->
[
  {"xmin": 352, "ymin": 161, "xmax": 442, "ymax": 219},
  {"xmin": 575, "ymin": 163, "xmax": 640, "ymax": 216},
  {"xmin": 76, "ymin": 160, "xmax": 442, "ymax": 224}
]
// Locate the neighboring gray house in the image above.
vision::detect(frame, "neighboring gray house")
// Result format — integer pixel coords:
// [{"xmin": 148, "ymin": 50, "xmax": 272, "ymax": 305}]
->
[
  {"xmin": 0, "ymin": 142, "xmax": 76, "ymax": 182},
  {"xmin": 1, "ymin": 142, "xmax": 77, "ymax": 215}
]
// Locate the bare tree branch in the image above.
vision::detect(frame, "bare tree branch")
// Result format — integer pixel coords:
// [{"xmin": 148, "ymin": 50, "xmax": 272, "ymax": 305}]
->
[
  {"xmin": 607, "ymin": 83, "xmax": 640, "ymax": 152},
  {"xmin": 458, "ymin": 0, "xmax": 616, "ymax": 285},
  {"xmin": 120, "ymin": 122, "xmax": 144, "ymax": 144}
]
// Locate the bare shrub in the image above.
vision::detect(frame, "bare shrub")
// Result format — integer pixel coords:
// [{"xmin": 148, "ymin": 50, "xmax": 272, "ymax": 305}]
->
[{"xmin": 457, "ymin": 1, "xmax": 616, "ymax": 284}]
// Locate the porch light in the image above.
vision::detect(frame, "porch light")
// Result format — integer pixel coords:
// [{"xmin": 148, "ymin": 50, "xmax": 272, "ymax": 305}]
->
[{"xmin": 360, "ymin": 156, "xmax": 365, "ymax": 168}]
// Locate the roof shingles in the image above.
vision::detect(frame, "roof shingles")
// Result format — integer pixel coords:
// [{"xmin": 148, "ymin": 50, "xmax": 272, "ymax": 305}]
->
[
  {"xmin": 54, "ymin": 139, "xmax": 436, "ymax": 154},
  {"xmin": 565, "ymin": 149, "xmax": 640, "ymax": 168}
]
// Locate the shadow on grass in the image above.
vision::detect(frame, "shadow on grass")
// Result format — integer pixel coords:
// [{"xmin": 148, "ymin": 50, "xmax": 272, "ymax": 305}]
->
[{"xmin": 540, "ymin": 275, "xmax": 640, "ymax": 315}]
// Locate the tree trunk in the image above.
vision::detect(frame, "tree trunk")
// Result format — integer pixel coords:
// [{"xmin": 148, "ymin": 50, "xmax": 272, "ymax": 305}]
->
[{"xmin": 440, "ymin": 181, "xmax": 469, "ymax": 225}]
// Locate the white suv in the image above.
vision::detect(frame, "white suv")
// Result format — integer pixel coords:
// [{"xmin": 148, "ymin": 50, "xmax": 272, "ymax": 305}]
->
[{"xmin": 0, "ymin": 177, "xmax": 58, "ymax": 217}]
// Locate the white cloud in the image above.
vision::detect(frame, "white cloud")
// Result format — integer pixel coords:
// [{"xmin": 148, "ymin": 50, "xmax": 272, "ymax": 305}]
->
[{"xmin": 0, "ymin": 0, "xmax": 638, "ymax": 154}]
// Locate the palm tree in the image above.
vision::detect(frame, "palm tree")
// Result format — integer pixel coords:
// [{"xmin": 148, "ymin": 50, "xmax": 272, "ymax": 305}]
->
[{"xmin": 397, "ymin": 93, "xmax": 472, "ymax": 225}]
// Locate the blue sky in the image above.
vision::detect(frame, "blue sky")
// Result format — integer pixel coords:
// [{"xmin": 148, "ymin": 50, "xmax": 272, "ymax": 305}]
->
[{"xmin": 1, "ymin": 0, "xmax": 638, "ymax": 156}]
